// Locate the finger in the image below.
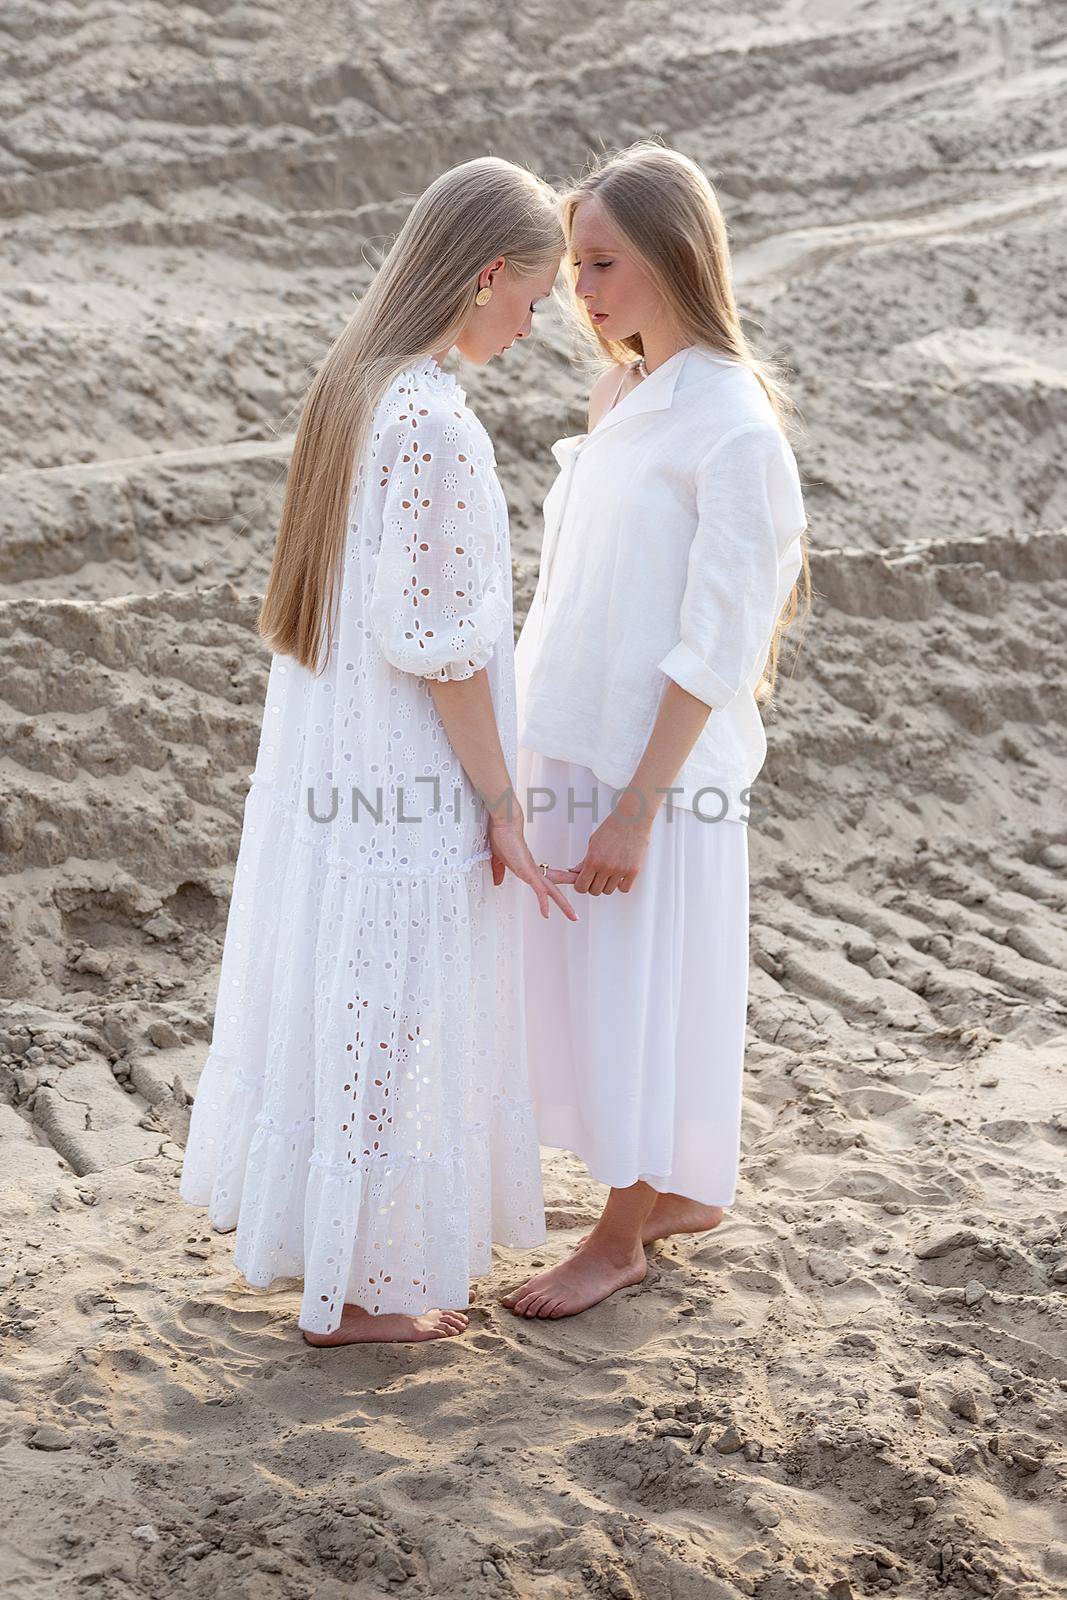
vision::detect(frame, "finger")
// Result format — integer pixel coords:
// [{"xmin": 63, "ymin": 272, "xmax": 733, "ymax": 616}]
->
[
  {"xmin": 524, "ymin": 876, "xmax": 553, "ymax": 919},
  {"xmin": 546, "ymin": 881, "xmax": 578, "ymax": 922},
  {"xmin": 573, "ymin": 861, "xmax": 595, "ymax": 895},
  {"xmin": 522, "ymin": 868, "xmax": 554, "ymax": 920}
]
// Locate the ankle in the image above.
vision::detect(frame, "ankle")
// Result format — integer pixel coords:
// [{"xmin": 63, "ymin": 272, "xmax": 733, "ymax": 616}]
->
[{"xmin": 583, "ymin": 1229, "xmax": 644, "ymax": 1267}]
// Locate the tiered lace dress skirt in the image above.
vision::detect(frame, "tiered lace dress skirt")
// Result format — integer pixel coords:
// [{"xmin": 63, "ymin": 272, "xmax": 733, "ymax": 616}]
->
[{"xmin": 179, "ymin": 768, "xmax": 545, "ymax": 1333}]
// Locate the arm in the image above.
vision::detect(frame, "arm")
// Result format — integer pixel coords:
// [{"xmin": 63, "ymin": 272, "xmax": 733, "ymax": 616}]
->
[
  {"xmin": 428, "ymin": 671, "xmax": 577, "ymax": 919},
  {"xmin": 368, "ymin": 406, "xmax": 576, "ymax": 920},
  {"xmin": 367, "ymin": 408, "xmax": 510, "ymax": 683},
  {"xmin": 572, "ymin": 423, "xmax": 806, "ymax": 895},
  {"xmin": 657, "ymin": 423, "xmax": 806, "ymax": 712},
  {"xmin": 569, "ymin": 680, "xmax": 711, "ymax": 896}
]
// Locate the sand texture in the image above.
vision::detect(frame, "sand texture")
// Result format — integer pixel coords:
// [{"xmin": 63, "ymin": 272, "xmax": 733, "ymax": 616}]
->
[{"xmin": 1, "ymin": 2, "xmax": 1066, "ymax": 1596}]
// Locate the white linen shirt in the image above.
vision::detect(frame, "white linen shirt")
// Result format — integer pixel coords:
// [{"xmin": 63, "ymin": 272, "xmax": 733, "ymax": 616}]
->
[{"xmin": 514, "ymin": 344, "xmax": 807, "ymax": 825}]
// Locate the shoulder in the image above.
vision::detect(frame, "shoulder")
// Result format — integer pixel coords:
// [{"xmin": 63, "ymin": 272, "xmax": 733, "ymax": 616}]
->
[
  {"xmin": 685, "ymin": 350, "xmax": 771, "ymax": 414},
  {"xmin": 371, "ymin": 368, "xmax": 483, "ymax": 460},
  {"xmin": 376, "ymin": 364, "xmax": 472, "ymax": 431},
  {"xmin": 586, "ymin": 362, "xmax": 632, "ymax": 431},
  {"xmin": 681, "ymin": 356, "xmax": 785, "ymax": 454},
  {"xmin": 695, "ymin": 420, "xmax": 804, "ymax": 527}
]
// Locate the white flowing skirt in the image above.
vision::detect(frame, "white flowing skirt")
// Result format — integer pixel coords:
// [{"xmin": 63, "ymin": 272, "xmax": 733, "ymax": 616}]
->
[
  {"xmin": 179, "ymin": 777, "xmax": 546, "ymax": 1335},
  {"xmin": 517, "ymin": 746, "xmax": 750, "ymax": 1207}
]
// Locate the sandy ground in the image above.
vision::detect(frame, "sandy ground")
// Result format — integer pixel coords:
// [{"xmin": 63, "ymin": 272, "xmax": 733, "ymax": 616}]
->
[{"xmin": 2, "ymin": 1, "xmax": 1067, "ymax": 1596}]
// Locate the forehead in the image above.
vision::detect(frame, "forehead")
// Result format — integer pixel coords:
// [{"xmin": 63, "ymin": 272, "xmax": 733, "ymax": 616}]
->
[{"xmin": 568, "ymin": 195, "xmax": 625, "ymax": 252}]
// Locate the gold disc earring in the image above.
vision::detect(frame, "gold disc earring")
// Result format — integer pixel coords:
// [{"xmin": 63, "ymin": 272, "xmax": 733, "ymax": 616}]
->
[{"xmin": 474, "ymin": 285, "xmax": 493, "ymax": 305}]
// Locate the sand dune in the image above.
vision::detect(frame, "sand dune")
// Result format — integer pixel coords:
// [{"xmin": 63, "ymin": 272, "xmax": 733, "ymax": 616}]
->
[{"xmin": 2, "ymin": 1, "xmax": 1066, "ymax": 1596}]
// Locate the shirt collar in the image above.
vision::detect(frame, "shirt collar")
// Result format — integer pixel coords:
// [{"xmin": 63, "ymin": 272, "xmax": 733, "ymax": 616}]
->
[
  {"xmin": 583, "ymin": 344, "xmax": 696, "ymax": 443},
  {"xmin": 409, "ymin": 354, "xmax": 466, "ymax": 401}
]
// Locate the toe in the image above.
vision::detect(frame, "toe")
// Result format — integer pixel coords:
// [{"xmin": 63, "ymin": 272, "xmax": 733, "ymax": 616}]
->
[{"xmin": 508, "ymin": 1283, "xmax": 540, "ymax": 1313}]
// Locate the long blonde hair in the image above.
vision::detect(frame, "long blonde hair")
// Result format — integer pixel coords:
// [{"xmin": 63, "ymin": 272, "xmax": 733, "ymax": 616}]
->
[
  {"xmin": 558, "ymin": 140, "xmax": 812, "ymax": 708},
  {"xmin": 259, "ymin": 157, "xmax": 563, "ymax": 673}
]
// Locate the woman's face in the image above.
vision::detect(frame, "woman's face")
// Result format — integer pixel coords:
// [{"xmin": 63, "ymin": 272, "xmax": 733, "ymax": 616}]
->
[
  {"xmin": 457, "ymin": 254, "xmax": 561, "ymax": 364},
  {"xmin": 569, "ymin": 195, "xmax": 664, "ymax": 342}
]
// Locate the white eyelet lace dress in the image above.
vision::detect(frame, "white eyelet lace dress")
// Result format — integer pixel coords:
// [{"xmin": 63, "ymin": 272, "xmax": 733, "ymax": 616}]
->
[{"xmin": 179, "ymin": 355, "xmax": 546, "ymax": 1335}]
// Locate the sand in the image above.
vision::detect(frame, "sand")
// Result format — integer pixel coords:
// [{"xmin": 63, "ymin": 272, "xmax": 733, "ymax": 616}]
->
[{"xmin": 2, "ymin": 1, "xmax": 1066, "ymax": 1596}]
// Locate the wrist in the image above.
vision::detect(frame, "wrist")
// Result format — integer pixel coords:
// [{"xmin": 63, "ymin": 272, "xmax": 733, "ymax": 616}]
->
[
  {"xmin": 610, "ymin": 784, "xmax": 659, "ymax": 830},
  {"xmin": 486, "ymin": 791, "xmax": 524, "ymax": 828}
]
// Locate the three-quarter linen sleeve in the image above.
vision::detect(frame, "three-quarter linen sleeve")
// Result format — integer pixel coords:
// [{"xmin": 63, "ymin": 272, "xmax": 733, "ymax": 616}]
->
[
  {"xmin": 368, "ymin": 403, "xmax": 511, "ymax": 682},
  {"xmin": 657, "ymin": 422, "xmax": 807, "ymax": 712}
]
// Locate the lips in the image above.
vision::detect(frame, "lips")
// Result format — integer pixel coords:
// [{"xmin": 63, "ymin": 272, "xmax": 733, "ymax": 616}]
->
[{"xmin": 590, "ymin": 311, "xmax": 608, "ymax": 323}]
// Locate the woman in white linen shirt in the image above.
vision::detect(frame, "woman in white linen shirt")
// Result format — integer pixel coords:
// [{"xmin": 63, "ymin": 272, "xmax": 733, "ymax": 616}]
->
[
  {"xmin": 502, "ymin": 143, "xmax": 811, "ymax": 1320},
  {"xmin": 179, "ymin": 158, "xmax": 577, "ymax": 1349}
]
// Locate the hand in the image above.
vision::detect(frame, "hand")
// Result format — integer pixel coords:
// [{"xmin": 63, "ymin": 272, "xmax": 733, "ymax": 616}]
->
[
  {"xmin": 488, "ymin": 816, "xmax": 580, "ymax": 921},
  {"xmin": 572, "ymin": 810, "xmax": 652, "ymax": 895}
]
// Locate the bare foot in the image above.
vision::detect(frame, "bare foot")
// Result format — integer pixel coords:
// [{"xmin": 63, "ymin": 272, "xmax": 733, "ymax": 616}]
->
[
  {"xmin": 302, "ymin": 1304, "xmax": 469, "ymax": 1346},
  {"xmin": 500, "ymin": 1240, "xmax": 647, "ymax": 1318},
  {"xmin": 576, "ymin": 1194, "xmax": 725, "ymax": 1248}
]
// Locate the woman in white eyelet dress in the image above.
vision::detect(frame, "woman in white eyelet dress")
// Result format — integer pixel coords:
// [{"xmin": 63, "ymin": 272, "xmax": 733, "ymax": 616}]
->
[{"xmin": 179, "ymin": 158, "xmax": 572, "ymax": 1345}]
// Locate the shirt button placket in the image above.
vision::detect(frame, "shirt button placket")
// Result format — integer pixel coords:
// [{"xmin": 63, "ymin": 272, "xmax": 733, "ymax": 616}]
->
[{"xmin": 539, "ymin": 441, "xmax": 584, "ymax": 636}]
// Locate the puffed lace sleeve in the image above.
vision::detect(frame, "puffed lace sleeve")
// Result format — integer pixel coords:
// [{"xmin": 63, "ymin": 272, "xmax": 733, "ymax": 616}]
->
[
  {"xmin": 657, "ymin": 422, "xmax": 807, "ymax": 711},
  {"xmin": 368, "ymin": 400, "xmax": 511, "ymax": 682}
]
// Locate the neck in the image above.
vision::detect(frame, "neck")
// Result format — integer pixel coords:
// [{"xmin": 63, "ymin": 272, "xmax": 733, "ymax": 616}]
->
[{"xmin": 637, "ymin": 329, "xmax": 689, "ymax": 376}]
